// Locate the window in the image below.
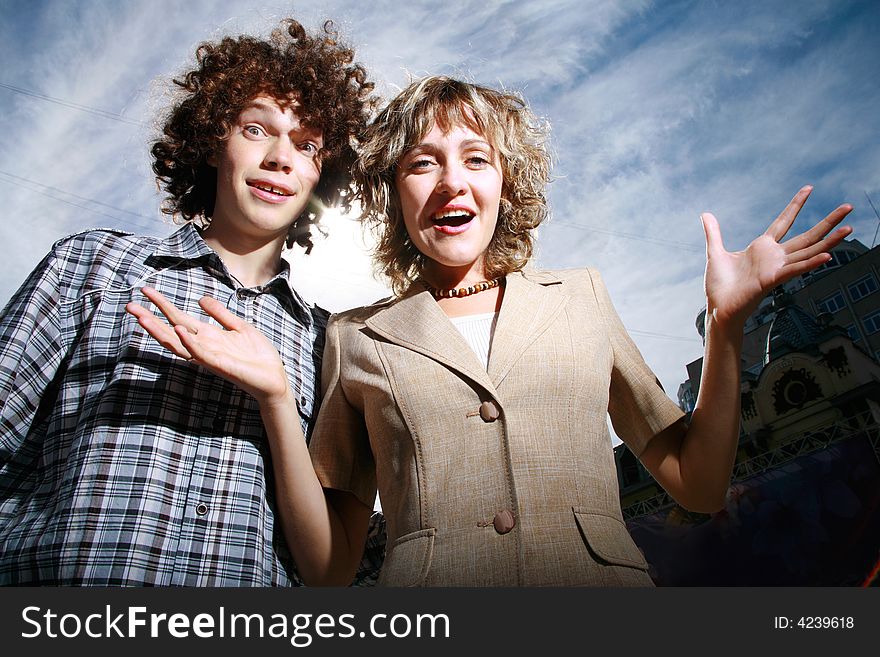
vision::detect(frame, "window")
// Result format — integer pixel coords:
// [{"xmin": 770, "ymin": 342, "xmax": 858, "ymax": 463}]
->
[
  {"xmin": 816, "ymin": 291, "xmax": 846, "ymax": 314},
  {"xmin": 678, "ymin": 388, "xmax": 696, "ymax": 413},
  {"xmin": 838, "ymin": 250, "xmax": 859, "ymax": 265},
  {"xmin": 807, "ymin": 250, "xmax": 860, "ymax": 280},
  {"xmin": 846, "ymin": 324, "xmax": 861, "ymax": 342},
  {"xmin": 863, "ymin": 310, "xmax": 880, "ymax": 335},
  {"xmin": 619, "ymin": 451, "xmax": 642, "ymax": 488},
  {"xmin": 848, "ymin": 274, "xmax": 878, "ymax": 302}
]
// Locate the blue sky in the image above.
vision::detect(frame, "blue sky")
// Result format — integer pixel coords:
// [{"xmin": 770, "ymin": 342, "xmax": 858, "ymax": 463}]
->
[{"xmin": 1, "ymin": 0, "xmax": 879, "ymax": 409}]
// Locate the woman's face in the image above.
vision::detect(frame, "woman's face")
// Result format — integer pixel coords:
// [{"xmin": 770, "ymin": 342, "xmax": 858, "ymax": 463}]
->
[{"xmin": 395, "ymin": 121, "xmax": 503, "ymax": 285}]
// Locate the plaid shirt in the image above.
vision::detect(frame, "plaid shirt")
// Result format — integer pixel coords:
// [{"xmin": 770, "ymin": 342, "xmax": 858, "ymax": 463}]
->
[{"xmin": 0, "ymin": 224, "xmax": 385, "ymax": 586}]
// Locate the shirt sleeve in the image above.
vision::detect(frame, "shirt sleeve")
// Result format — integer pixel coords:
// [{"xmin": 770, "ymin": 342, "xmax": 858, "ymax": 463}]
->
[
  {"xmin": 587, "ymin": 268, "xmax": 686, "ymax": 457},
  {"xmin": 0, "ymin": 249, "xmax": 66, "ymax": 472},
  {"xmin": 308, "ymin": 315, "xmax": 377, "ymax": 510}
]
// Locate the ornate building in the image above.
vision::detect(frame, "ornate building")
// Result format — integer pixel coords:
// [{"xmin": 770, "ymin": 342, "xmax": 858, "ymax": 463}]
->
[{"xmin": 617, "ymin": 239, "xmax": 880, "ymax": 585}]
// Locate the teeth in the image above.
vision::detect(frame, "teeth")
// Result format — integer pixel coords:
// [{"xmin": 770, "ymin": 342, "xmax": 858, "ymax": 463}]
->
[
  {"xmin": 253, "ymin": 183, "xmax": 291, "ymax": 196},
  {"xmin": 433, "ymin": 210, "xmax": 474, "ymax": 220}
]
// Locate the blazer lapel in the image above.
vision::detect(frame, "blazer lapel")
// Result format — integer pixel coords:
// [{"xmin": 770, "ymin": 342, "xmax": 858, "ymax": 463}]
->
[
  {"xmin": 365, "ymin": 287, "xmax": 497, "ymax": 394},
  {"xmin": 488, "ymin": 271, "xmax": 570, "ymax": 386}
]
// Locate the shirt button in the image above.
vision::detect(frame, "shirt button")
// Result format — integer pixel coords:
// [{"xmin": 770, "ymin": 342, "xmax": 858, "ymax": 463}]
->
[
  {"xmin": 195, "ymin": 503, "xmax": 209, "ymax": 516},
  {"xmin": 479, "ymin": 400, "xmax": 500, "ymax": 422},
  {"xmin": 493, "ymin": 510, "xmax": 516, "ymax": 535}
]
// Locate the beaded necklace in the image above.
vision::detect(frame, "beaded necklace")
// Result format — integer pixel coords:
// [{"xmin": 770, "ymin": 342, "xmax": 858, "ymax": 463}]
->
[{"xmin": 423, "ymin": 278, "xmax": 501, "ymax": 300}]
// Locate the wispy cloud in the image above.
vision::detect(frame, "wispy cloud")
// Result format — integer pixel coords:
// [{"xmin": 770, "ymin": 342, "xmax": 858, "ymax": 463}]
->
[{"xmin": 2, "ymin": 0, "xmax": 878, "ymax": 412}]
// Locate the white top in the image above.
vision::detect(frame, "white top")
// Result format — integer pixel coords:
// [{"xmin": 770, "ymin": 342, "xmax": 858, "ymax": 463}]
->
[{"xmin": 448, "ymin": 312, "xmax": 498, "ymax": 369}]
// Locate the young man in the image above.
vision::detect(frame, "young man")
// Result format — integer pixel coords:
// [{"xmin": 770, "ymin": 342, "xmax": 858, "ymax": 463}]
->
[{"xmin": 0, "ymin": 19, "xmax": 383, "ymax": 586}]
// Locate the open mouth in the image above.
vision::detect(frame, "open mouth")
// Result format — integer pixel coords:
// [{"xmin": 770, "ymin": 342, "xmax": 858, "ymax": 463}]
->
[
  {"xmin": 247, "ymin": 181, "xmax": 293, "ymax": 198},
  {"xmin": 432, "ymin": 209, "xmax": 475, "ymax": 232}
]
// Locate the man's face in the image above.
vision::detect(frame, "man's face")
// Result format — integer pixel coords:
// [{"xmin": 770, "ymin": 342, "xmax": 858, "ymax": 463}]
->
[{"xmin": 209, "ymin": 95, "xmax": 323, "ymax": 244}]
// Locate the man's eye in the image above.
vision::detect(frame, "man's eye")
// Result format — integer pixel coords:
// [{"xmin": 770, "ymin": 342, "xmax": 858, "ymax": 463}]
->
[
  {"xmin": 244, "ymin": 125, "xmax": 265, "ymax": 137},
  {"xmin": 299, "ymin": 142, "xmax": 319, "ymax": 156}
]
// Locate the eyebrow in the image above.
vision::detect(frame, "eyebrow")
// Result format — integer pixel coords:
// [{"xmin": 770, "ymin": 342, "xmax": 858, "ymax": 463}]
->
[
  {"xmin": 240, "ymin": 100, "xmax": 283, "ymax": 115},
  {"xmin": 239, "ymin": 103, "xmax": 324, "ymax": 141},
  {"xmin": 408, "ymin": 138, "xmax": 494, "ymax": 154}
]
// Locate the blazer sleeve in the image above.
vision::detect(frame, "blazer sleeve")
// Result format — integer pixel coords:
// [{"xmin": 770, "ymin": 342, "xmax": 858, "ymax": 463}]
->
[
  {"xmin": 587, "ymin": 268, "xmax": 686, "ymax": 457},
  {"xmin": 308, "ymin": 315, "xmax": 377, "ymax": 509}
]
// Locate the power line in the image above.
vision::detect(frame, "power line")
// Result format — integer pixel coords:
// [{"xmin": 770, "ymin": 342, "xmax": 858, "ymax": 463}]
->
[
  {"xmin": 0, "ymin": 171, "xmax": 152, "ymax": 220},
  {"xmin": 0, "ymin": 175, "xmax": 135, "ymax": 225},
  {"xmin": 866, "ymin": 191, "xmax": 880, "ymax": 248},
  {"xmin": 1, "ymin": 171, "xmax": 705, "ymax": 342},
  {"xmin": 552, "ymin": 219, "xmax": 705, "ymax": 253},
  {"xmin": 0, "ymin": 170, "xmax": 158, "ymax": 231},
  {"xmin": 628, "ymin": 329, "xmax": 701, "ymax": 344},
  {"xmin": 0, "ymin": 81, "xmax": 711, "ymax": 257},
  {"xmin": 0, "ymin": 82, "xmax": 145, "ymax": 127}
]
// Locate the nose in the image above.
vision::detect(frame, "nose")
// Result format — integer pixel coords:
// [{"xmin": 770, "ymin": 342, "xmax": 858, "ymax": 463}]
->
[
  {"xmin": 264, "ymin": 138, "xmax": 293, "ymax": 173},
  {"xmin": 436, "ymin": 162, "xmax": 467, "ymax": 196}
]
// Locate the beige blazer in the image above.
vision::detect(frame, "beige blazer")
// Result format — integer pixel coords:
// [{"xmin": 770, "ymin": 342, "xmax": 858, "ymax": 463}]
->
[{"xmin": 309, "ymin": 268, "xmax": 684, "ymax": 586}]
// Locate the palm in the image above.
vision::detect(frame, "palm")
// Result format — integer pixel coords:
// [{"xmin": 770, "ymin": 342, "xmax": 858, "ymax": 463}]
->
[
  {"xmin": 702, "ymin": 187, "xmax": 852, "ymax": 327},
  {"xmin": 175, "ymin": 310, "xmax": 288, "ymax": 401},
  {"xmin": 126, "ymin": 288, "xmax": 288, "ymax": 403}
]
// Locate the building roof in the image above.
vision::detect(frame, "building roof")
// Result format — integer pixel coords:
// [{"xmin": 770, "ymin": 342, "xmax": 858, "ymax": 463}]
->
[{"xmin": 764, "ymin": 288, "xmax": 846, "ymax": 365}]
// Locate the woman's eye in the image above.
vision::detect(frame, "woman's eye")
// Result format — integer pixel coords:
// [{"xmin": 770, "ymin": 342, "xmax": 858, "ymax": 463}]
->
[
  {"xmin": 466, "ymin": 155, "xmax": 490, "ymax": 167},
  {"xmin": 409, "ymin": 158, "xmax": 434, "ymax": 170}
]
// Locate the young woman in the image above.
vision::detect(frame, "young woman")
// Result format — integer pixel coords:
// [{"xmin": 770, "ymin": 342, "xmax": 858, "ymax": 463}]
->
[{"xmin": 128, "ymin": 76, "xmax": 852, "ymax": 586}]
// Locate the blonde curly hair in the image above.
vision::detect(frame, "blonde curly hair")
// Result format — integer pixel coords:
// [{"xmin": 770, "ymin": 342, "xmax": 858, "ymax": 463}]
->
[{"xmin": 355, "ymin": 76, "xmax": 551, "ymax": 294}]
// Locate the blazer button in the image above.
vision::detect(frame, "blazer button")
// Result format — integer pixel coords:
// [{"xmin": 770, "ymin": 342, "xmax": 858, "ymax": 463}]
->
[
  {"xmin": 493, "ymin": 510, "xmax": 516, "ymax": 534},
  {"xmin": 479, "ymin": 400, "xmax": 500, "ymax": 422}
]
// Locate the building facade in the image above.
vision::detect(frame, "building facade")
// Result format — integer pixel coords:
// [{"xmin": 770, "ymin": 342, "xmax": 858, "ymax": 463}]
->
[{"xmin": 616, "ymin": 239, "xmax": 880, "ymax": 585}]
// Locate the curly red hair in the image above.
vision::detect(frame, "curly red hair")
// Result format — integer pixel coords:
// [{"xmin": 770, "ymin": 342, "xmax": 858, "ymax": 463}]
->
[{"xmin": 152, "ymin": 19, "xmax": 376, "ymax": 249}]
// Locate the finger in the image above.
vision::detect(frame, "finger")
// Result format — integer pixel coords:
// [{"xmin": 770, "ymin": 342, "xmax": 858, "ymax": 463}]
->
[
  {"xmin": 124, "ymin": 301, "xmax": 154, "ymax": 322},
  {"xmin": 129, "ymin": 306, "xmax": 193, "ymax": 360},
  {"xmin": 782, "ymin": 203, "xmax": 853, "ymax": 253},
  {"xmin": 174, "ymin": 324, "xmax": 208, "ymax": 362},
  {"xmin": 199, "ymin": 296, "xmax": 250, "ymax": 332},
  {"xmin": 778, "ymin": 252, "xmax": 834, "ymax": 283},
  {"xmin": 126, "ymin": 301, "xmax": 177, "ymax": 344},
  {"xmin": 786, "ymin": 225, "xmax": 853, "ymax": 263},
  {"xmin": 174, "ymin": 324, "xmax": 229, "ymax": 370},
  {"xmin": 700, "ymin": 212, "xmax": 725, "ymax": 257},
  {"xmin": 765, "ymin": 185, "xmax": 813, "ymax": 242},
  {"xmin": 141, "ymin": 286, "xmax": 201, "ymax": 333}
]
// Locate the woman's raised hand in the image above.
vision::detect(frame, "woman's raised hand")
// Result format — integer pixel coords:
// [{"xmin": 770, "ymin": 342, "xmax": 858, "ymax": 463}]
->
[
  {"xmin": 125, "ymin": 287, "xmax": 289, "ymax": 404},
  {"xmin": 701, "ymin": 186, "xmax": 853, "ymax": 328}
]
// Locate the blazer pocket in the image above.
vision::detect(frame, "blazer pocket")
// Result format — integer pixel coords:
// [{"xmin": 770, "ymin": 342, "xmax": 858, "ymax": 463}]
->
[
  {"xmin": 572, "ymin": 508, "xmax": 649, "ymax": 570},
  {"xmin": 378, "ymin": 528, "xmax": 435, "ymax": 587}
]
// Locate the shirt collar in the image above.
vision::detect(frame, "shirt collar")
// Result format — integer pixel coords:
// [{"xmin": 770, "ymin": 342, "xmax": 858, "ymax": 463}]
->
[
  {"xmin": 150, "ymin": 223, "xmax": 320, "ymax": 327},
  {"xmin": 152, "ymin": 223, "xmax": 215, "ymax": 260},
  {"xmin": 268, "ymin": 260, "xmax": 334, "ymax": 329}
]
